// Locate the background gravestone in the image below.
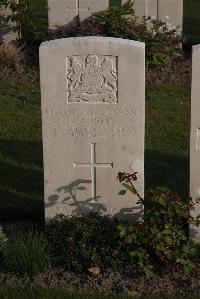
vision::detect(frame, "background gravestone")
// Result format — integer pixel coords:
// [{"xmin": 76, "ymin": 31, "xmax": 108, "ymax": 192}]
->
[
  {"xmin": 122, "ymin": 0, "xmax": 183, "ymax": 32},
  {"xmin": 190, "ymin": 44, "xmax": 200, "ymax": 244},
  {"xmin": 0, "ymin": 5, "xmax": 17, "ymax": 42},
  {"xmin": 48, "ymin": 0, "xmax": 109, "ymax": 29},
  {"xmin": 40, "ymin": 37, "xmax": 145, "ymax": 220},
  {"xmin": 158, "ymin": 0, "xmax": 183, "ymax": 31},
  {"xmin": 124, "ymin": 0, "xmax": 157, "ymax": 19}
]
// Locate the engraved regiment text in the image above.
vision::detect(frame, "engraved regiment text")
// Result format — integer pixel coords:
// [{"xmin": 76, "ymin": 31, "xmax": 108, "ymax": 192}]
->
[{"xmin": 44, "ymin": 106, "xmax": 139, "ymax": 139}]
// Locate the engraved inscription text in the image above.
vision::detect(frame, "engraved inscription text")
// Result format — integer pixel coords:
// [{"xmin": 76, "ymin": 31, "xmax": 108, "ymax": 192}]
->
[{"xmin": 44, "ymin": 106, "xmax": 139, "ymax": 139}]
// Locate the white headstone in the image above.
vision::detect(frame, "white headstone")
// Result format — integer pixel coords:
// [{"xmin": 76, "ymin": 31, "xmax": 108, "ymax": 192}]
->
[
  {"xmin": 0, "ymin": 5, "xmax": 18, "ymax": 42},
  {"xmin": 127, "ymin": 0, "xmax": 157, "ymax": 19},
  {"xmin": 40, "ymin": 37, "xmax": 145, "ymax": 221},
  {"xmin": 190, "ymin": 44, "xmax": 200, "ymax": 244},
  {"xmin": 48, "ymin": 0, "xmax": 109, "ymax": 29},
  {"xmin": 158, "ymin": 0, "xmax": 183, "ymax": 31},
  {"xmin": 122, "ymin": 0, "xmax": 183, "ymax": 32}
]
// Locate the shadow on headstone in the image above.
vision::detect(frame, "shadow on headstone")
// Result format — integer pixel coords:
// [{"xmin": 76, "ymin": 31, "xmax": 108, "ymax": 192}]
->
[
  {"xmin": 48, "ymin": 15, "xmax": 98, "ymax": 38},
  {"xmin": 47, "ymin": 179, "xmax": 109, "ymax": 216},
  {"xmin": 47, "ymin": 179, "xmax": 143, "ymax": 222},
  {"xmin": 145, "ymin": 149, "xmax": 189, "ymax": 199},
  {"xmin": 0, "ymin": 139, "xmax": 43, "ymax": 222}
]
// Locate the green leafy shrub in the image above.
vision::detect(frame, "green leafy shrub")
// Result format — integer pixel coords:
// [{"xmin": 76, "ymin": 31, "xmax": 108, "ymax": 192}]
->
[
  {"xmin": 117, "ymin": 172, "xmax": 200, "ymax": 278},
  {"xmin": 46, "ymin": 214, "xmax": 122, "ymax": 272},
  {"xmin": 96, "ymin": 0, "xmax": 136, "ymax": 37},
  {"xmin": 3, "ymin": 0, "xmax": 47, "ymax": 43},
  {"xmin": 49, "ymin": 0, "xmax": 181, "ymax": 68},
  {"xmin": 0, "ymin": 227, "xmax": 7, "ymax": 250},
  {"xmin": 3, "ymin": 229, "xmax": 51, "ymax": 277}
]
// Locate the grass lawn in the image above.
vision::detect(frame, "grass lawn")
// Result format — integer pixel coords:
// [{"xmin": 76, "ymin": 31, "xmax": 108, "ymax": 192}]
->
[
  {"xmin": 183, "ymin": 0, "xmax": 200, "ymax": 45},
  {"xmin": 145, "ymin": 85, "xmax": 190, "ymax": 199},
  {"xmin": 0, "ymin": 80, "xmax": 43, "ymax": 222},
  {"xmin": 0, "ymin": 80, "xmax": 190, "ymax": 221}
]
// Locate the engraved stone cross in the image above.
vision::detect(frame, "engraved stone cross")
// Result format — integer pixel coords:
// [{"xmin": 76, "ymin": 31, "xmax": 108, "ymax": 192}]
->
[
  {"xmin": 73, "ymin": 143, "xmax": 113, "ymax": 199},
  {"xmin": 67, "ymin": 0, "xmax": 90, "ymax": 18}
]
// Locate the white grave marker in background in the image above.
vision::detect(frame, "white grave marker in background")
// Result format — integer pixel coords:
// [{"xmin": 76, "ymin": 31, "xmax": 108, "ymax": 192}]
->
[
  {"xmin": 48, "ymin": 0, "xmax": 109, "ymax": 29},
  {"xmin": 122, "ymin": 0, "xmax": 183, "ymax": 32}
]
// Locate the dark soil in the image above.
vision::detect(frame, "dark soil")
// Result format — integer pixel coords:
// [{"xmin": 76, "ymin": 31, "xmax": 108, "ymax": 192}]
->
[{"xmin": 0, "ymin": 266, "xmax": 199, "ymax": 297}]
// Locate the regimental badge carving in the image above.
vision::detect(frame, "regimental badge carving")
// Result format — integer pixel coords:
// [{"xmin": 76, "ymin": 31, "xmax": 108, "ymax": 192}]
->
[{"xmin": 66, "ymin": 55, "xmax": 118, "ymax": 103}]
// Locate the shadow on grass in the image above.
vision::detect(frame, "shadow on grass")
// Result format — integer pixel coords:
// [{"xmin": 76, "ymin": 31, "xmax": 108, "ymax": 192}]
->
[
  {"xmin": 183, "ymin": 0, "xmax": 200, "ymax": 46},
  {"xmin": 0, "ymin": 139, "xmax": 44, "ymax": 222},
  {"xmin": 145, "ymin": 150, "xmax": 189, "ymax": 200},
  {"xmin": 183, "ymin": 16, "xmax": 200, "ymax": 45}
]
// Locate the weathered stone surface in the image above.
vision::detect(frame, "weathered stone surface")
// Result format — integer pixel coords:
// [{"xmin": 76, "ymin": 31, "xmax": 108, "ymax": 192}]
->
[
  {"xmin": 158, "ymin": 0, "xmax": 183, "ymax": 31},
  {"xmin": 122, "ymin": 0, "xmax": 183, "ymax": 31},
  {"xmin": 48, "ymin": 0, "xmax": 109, "ymax": 29},
  {"xmin": 126, "ymin": 0, "xmax": 157, "ymax": 19},
  {"xmin": 40, "ymin": 37, "xmax": 145, "ymax": 220},
  {"xmin": 0, "ymin": 5, "xmax": 17, "ymax": 42},
  {"xmin": 190, "ymin": 44, "xmax": 200, "ymax": 244}
]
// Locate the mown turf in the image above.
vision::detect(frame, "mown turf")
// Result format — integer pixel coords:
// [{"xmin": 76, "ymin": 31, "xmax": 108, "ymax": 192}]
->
[
  {"xmin": 145, "ymin": 85, "xmax": 190, "ymax": 199},
  {"xmin": 183, "ymin": 0, "xmax": 200, "ymax": 46},
  {"xmin": 0, "ymin": 80, "xmax": 43, "ymax": 221},
  {"xmin": 0, "ymin": 80, "xmax": 190, "ymax": 221}
]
